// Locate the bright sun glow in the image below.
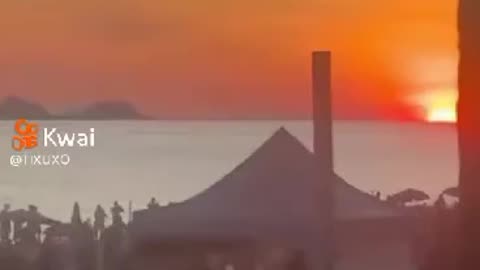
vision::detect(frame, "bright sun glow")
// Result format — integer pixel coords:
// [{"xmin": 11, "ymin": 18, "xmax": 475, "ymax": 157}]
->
[
  {"xmin": 426, "ymin": 107, "xmax": 457, "ymax": 123},
  {"xmin": 409, "ymin": 89, "xmax": 458, "ymax": 123}
]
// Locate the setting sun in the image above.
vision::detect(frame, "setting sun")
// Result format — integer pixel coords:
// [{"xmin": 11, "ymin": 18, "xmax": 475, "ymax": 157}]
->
[
  {"xmin": 409, "ymin": 89, "xmax": 458, "ymax": 123},
  {"xmin": 427, "ymin": 107, "xmax": 457, "ymax": 123}
]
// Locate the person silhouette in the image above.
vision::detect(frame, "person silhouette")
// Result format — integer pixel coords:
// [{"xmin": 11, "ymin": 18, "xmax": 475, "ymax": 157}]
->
[
  {"xmin": 10, "ymin": 209, "xmax": 27, "ymax": 243},
  {"xmin": 71, "ymin": 202, "xmax": 82, "ymax": 226},
  {"xmin": 147, "ymin": 197, "xmax": 160, "ymax": 209},
  {"xmin": 434, "ymin": 194, "xmax": 447, "ymax": 211},
  {"xmin": 111, "ymin": 201, "xmax": 124, "ymax": 227},
  {"xmin": 26, "ymin": 205, "xmax": 42, "ymax": 243},
  {"xmin": 94, "ymin": 205, "xmax": 107, "ymax": 240},
  {"xmin": 0, "ymin": 204, "xmax": 12, "ymax": 244}
]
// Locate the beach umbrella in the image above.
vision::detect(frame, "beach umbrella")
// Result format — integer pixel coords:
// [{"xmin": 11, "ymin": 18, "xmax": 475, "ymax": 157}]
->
[
  {"xmin": 390, "ymin": 188, "xmax": 430, "ymax": 204},
  {"xmin": 9, "ymin": 209, "xmax": 28, "ymax": 223},
  {"xmin": 442, "ymin": 187, "xmax": 459, "ymax": 198}
]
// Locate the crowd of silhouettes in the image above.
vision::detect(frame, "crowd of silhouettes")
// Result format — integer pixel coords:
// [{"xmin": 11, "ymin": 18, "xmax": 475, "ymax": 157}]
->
[
  {"xmin": 373, "ymin": 187, "xmax": 461, "ymax": 270},
  {"xmin": 0, "ymin": 198, "xmax": 161, "ymax": 270}
]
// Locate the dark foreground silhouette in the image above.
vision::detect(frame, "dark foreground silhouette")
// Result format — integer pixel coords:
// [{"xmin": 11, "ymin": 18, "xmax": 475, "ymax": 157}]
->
[
  {"xmin": 0, "ymin": 201, "xmax": 130, "ymax": 270},
  {"xmin": 458, "ymin": 1, "xmax": 480, "ymax": 270}
]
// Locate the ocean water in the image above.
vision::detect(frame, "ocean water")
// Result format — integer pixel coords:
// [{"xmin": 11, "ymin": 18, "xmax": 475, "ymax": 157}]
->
[{"xmin": 0, "ymin": 121, "xmax": 457, "ymax": 222}]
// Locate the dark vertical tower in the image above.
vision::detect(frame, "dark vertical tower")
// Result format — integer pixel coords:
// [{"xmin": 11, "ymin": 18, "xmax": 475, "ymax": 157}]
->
[
  {"xmin": 458, "ymin": 1, "xmax": 480, "ymax": 269},
  {"xmin": 312, "ymin": 51, "xmax": 334, "ymax": 270}
]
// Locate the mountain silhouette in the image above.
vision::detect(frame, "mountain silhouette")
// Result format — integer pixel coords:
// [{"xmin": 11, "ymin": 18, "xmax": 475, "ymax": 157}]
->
[
  {"xmin": 0, "ymin": 96, "xmax": 150, "ymax": 120},
  {"xmin": 0, "ymin": 96, "xmax": 51, "ymax": 120}
]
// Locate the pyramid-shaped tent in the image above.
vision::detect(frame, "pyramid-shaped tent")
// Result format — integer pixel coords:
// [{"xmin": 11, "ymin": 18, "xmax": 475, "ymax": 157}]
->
[{"xmin": 130, "ymin": 128, "xmax": 400, "ymax": 244}]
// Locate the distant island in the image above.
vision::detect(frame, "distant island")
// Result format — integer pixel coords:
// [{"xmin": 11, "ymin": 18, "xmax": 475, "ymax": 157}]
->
[
  {"xmin": 0, "ymin": 96, "xmax": 451, "ymax": 123},
  {"xmin": 0, "ymin": 96, "xmax": 151, "ymax": 120}
]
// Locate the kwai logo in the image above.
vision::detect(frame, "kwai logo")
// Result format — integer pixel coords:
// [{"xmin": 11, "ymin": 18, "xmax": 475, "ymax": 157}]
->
[
  {"xmin": 12, "ymin": 119, "xmax": 39, "ymax": 151},
  {"xmin": 11, "ymin": 119, "xmax": 95, "ymax": 151},
  {"xmin": 10, "ymin": 119, "xmax": 95, "ymax": 168}
]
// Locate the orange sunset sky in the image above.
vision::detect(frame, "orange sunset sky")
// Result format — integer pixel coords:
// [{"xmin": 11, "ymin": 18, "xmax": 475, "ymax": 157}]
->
[{"xmin": 0, "ymin": 0, "xmax": 458, "ymax": 121}]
